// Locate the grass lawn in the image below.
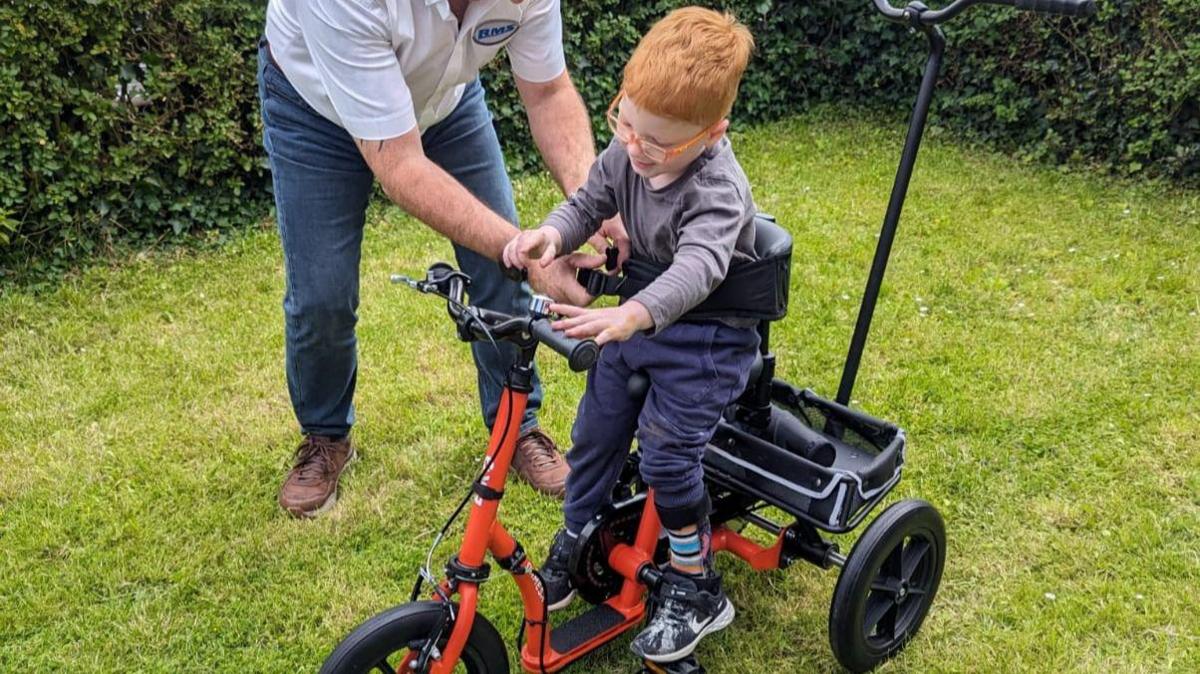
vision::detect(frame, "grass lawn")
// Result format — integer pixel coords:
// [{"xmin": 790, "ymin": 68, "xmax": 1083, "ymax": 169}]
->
[{"xmin": 2, "ymin": 115, "xmax": 1198, "ymax": 673}]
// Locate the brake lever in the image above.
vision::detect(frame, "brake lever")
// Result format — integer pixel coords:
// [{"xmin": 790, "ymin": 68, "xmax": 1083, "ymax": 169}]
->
[
  {"xmin": 390, "ymin": 273, "xmax": 428, "ymax": 291},
  {"xmin": 390, "ymin": 266, "xmax": 471, "ymax": 297}
]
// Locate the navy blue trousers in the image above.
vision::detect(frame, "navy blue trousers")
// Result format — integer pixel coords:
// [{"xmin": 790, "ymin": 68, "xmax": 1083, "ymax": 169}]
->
[
  {"xmin": 257, "ymin": 42, "xmax": 542, "ymax": 437},
  {"xmin": 562, "ymin": 322, "xmax": 760, "ymax": 534}
]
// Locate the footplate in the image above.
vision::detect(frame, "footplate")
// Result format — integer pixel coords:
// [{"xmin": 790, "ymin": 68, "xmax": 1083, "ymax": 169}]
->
[
  {"xmin": 522, "ymin": 600, "xmax": 645, "ymax": 673},
  {"xmin": 549, "ymin": 604, "xmax": 625, "ymax": 654}
]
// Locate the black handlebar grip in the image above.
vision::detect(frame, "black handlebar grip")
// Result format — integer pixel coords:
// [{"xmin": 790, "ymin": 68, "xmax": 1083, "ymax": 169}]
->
[
  {"xmin": 530, "ymin": 319, "xmax": 599, "ymax": 372},
  {"xmin": 1012, "ymin": 0, "xmax": 1097, "ymax": 16}
]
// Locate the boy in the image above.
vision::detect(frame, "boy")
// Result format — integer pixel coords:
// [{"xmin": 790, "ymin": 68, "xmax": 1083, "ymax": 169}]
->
[{"xmin": 501, "ymin": 7, "xmax": 757, "ymax": 663}]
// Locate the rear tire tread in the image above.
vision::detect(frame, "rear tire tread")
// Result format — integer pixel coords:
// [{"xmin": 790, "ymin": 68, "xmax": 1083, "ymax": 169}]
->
[{"xmin": 829, "ymin": 499, "xmax": 946, "ymax": 673}]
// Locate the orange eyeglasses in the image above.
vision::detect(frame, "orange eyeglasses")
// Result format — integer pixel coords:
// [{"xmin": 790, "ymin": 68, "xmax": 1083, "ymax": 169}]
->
[{"xmin": 605, "ymin": 92, "xmax": 715, "ymax": 163}]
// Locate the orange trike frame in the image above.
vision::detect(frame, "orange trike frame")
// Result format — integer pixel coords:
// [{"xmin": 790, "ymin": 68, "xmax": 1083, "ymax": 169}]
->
[{"xmin": 416, "ymin": 384, "xmax": 792, "ymax": 674}]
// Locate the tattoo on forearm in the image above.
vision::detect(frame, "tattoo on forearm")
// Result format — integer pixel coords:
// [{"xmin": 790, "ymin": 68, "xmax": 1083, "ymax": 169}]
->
[{"xmin": 356, "ymin": 139, "xmax": 388, "ymax": 153}]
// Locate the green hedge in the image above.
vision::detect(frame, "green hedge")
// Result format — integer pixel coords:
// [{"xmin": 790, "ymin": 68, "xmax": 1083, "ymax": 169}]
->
[
  {"xmin": 488, "ymin": 0, "xmax": 1199, "ymax": 178},
  {"xmin": 1, "ymin": 0, "xmax": 266, "ymax": 273},
  {"xmin": 3, "ymin": 0, "xmax": 1196, "ymax": 271}
]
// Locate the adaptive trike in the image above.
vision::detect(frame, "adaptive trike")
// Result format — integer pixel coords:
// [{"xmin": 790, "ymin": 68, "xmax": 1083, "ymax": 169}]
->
[{"xmin": 319, "ymin": 0, "xmax": 1096, "ymax": 671}]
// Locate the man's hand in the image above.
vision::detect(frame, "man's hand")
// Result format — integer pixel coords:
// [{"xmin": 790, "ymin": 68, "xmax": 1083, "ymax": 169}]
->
[
  {"xmin": 549, "ymin": 301, "xmax": 653, "ymax": 345},
  {"xmin": 587, "ymin": 214, "xmax": 631, "ymax": 269},
  {"xmin": 528, "ymin": 256, "xmax": 593, "ymax": 306},
  {"xmin": 502, "ymin": 227, "xmax": 563, "ymax": 270}
]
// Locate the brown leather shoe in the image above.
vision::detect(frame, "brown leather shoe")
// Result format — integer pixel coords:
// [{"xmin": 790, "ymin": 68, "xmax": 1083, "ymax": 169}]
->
[
  {"xmin": 279, "ymin": 435, "xmax": 356, "ymax": 518},
  {"xmin": 511, "ymin": 428, "xmax": 569, "ymax": 498}
]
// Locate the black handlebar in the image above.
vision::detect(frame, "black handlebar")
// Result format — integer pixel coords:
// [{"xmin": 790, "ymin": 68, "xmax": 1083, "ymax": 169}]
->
[
  {"xmin": 497, "ymin": 263, "xmax": 599, "ymax": 370},
  {"xmin": 497, "ymin": 262, "xmax": 599, "ymax": 370},
  {"xmin": 395, "ymin": 263, "xmax": 599, "ymax": 372},
  {"xmin": 872, "ymin": 0, "xmax": 1096, "ymax": 24},
  {"xmin": 1011, "ymin": 0, "xmax": 1096, "ymax": 16},
  {"xmin": 530, "ymin": 319, "xmax": 600, "ymax": 372}
]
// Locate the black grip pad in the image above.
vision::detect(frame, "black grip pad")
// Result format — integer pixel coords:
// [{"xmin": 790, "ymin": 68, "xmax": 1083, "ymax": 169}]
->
[
  {"xmin": 530, "ymin": 319, "xmax": 599, "ymax": 372},
  {"xmin": 1013, "ymin": 0, "xmax": 1097, "ymax": 17}
]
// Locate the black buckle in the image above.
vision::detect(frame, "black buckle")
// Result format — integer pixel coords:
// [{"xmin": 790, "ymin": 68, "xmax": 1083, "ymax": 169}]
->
[
  {"xmin": 577, "ymin": 268, "xmax": 604, "ymax": 296},
  {"xmin": 605, "ymin": 246, "xmax": 619, "ymax": 271},
  {"xmin": 577, "ymin": 268, "xmax": 625, "ymax": 298}
]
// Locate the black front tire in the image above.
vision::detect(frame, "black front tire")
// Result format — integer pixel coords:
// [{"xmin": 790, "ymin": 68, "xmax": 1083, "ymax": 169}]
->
[
  {"xmin": 320, "ymin": 601, "xmax": 509, "ymax": 674},
  {"xmin": 829, "ymin": 499, "xmax": 946, "ymax": 672}
]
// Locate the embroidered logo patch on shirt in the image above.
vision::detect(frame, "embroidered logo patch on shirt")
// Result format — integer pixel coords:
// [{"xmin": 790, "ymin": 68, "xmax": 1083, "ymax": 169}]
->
[{"xmin": 473, "ymin": 20, "xmax": 519, "ymax": 46}]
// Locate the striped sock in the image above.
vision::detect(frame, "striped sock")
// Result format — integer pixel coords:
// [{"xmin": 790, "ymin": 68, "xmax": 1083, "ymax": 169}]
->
[{"xmin": 667, "ymin": 526, "xmax": 708, "ymax": 576}]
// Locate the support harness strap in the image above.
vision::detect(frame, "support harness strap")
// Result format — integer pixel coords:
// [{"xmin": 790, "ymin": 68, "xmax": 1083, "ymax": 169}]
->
[{"xmin": 576, "ymin": 253, "xmax": 790, "ymax": 321}]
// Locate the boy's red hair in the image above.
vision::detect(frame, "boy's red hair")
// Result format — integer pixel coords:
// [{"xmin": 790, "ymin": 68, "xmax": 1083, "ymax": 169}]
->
[{"xmin": 622, "ymin": 7, "xmax": 755, "ymax": 128}]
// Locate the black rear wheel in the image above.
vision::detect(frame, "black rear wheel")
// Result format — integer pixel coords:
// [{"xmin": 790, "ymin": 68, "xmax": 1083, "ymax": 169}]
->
[
  {"xmin": 829, "ymin": 499, "xmax": 945, "ymax": 672},
  {"xmin": 319, "ymin": 601, "xmax": 509, "ymax": 674}
]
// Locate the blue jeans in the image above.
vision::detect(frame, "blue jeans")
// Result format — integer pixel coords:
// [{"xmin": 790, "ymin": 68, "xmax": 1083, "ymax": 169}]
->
[
  {"xmin": 562, "ymin": 322, "xmax": 760, "ymax": 534},
  {"xmin": 256, "ymin": 41, "xmax": 542, "ymax": 437}
]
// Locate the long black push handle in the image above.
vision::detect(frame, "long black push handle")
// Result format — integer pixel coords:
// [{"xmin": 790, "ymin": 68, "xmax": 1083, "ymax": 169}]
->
[
  {"xmin": 835, "ymin": 24, "xmax": 947, "ymax": 408},
  {"xmin": 1011, "ymin": 0, "xmax": 1097, "ymax": 16},
  {"xmin": 838, "ymin": 0, "xmax": 1094, "ymax": 411}
]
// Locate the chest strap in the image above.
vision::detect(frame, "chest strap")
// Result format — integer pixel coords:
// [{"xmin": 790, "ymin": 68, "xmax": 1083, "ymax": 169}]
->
[{"xmin": 576, "ymin": 252, "xmax": 790, "ymax": 322}]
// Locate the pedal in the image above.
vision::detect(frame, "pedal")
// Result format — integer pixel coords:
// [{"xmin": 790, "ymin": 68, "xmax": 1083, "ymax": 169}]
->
[{"xmin": 639, "ymin": 655, "xmax": 706, "ymax": 674}]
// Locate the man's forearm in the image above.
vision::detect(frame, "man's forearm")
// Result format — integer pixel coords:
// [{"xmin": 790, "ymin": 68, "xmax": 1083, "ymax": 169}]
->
[
  {"xmin": 358, "ymin": 135, "xmax": 516, "ymax": 259},
  {"xmin": 519, "ymin": 71, "xmax": 595, "ymax": 195}
]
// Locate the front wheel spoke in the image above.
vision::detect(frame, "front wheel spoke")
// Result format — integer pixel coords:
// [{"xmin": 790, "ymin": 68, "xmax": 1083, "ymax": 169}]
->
[
  {"xmin": 901, "ymin": 538, "xmax": 931, "ymax": 582},
  {"xmin": 375, "ymin": 658, "xmax": 397, "ymax": 674}
]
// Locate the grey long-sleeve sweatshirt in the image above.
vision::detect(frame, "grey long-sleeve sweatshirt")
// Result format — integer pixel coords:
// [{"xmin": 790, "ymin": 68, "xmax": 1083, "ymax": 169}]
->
[{"xmin": 542, "ymin": 136, "xmax": 758, "ymax": 333}]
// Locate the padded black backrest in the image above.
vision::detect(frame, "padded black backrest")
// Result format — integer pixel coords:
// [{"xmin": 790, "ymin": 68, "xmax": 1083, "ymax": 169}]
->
[
  {"xmin": 627, "ymin": 214, "xmax": 789, "ymax": 402},
  {"xmin": 753, "ymin": 214, "xmax": 792, "ymax": 260}
]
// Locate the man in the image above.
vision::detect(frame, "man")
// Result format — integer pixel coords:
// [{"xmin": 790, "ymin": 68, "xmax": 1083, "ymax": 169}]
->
[{"xmin": 258, "ymin": 0, "xmax": 626, "ymax": 517}]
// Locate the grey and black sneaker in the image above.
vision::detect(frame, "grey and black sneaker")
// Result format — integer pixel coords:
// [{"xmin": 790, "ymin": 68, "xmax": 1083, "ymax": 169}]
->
[
  {"xmin": 540, "ymin": 528, "xmax": 578, "ymax": 612},
  {"xmin": 631, "ymin": 570, "xmax": 735, "ymax": 663}
]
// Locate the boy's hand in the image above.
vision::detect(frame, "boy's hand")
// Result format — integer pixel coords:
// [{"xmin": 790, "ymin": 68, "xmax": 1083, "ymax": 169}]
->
[
  {"xmin": 549, "ymin": 300, "xmax": 653, "ymax": 345},
  {"xmin": 502, "ymin": 227, "xmax": 563, "ymax": 270}
]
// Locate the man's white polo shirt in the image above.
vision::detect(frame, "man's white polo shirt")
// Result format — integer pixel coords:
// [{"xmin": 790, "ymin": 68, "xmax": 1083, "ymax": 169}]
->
[{"xmin": 265, "ymin": 0, "xmax": 566, "ymax": 140}]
